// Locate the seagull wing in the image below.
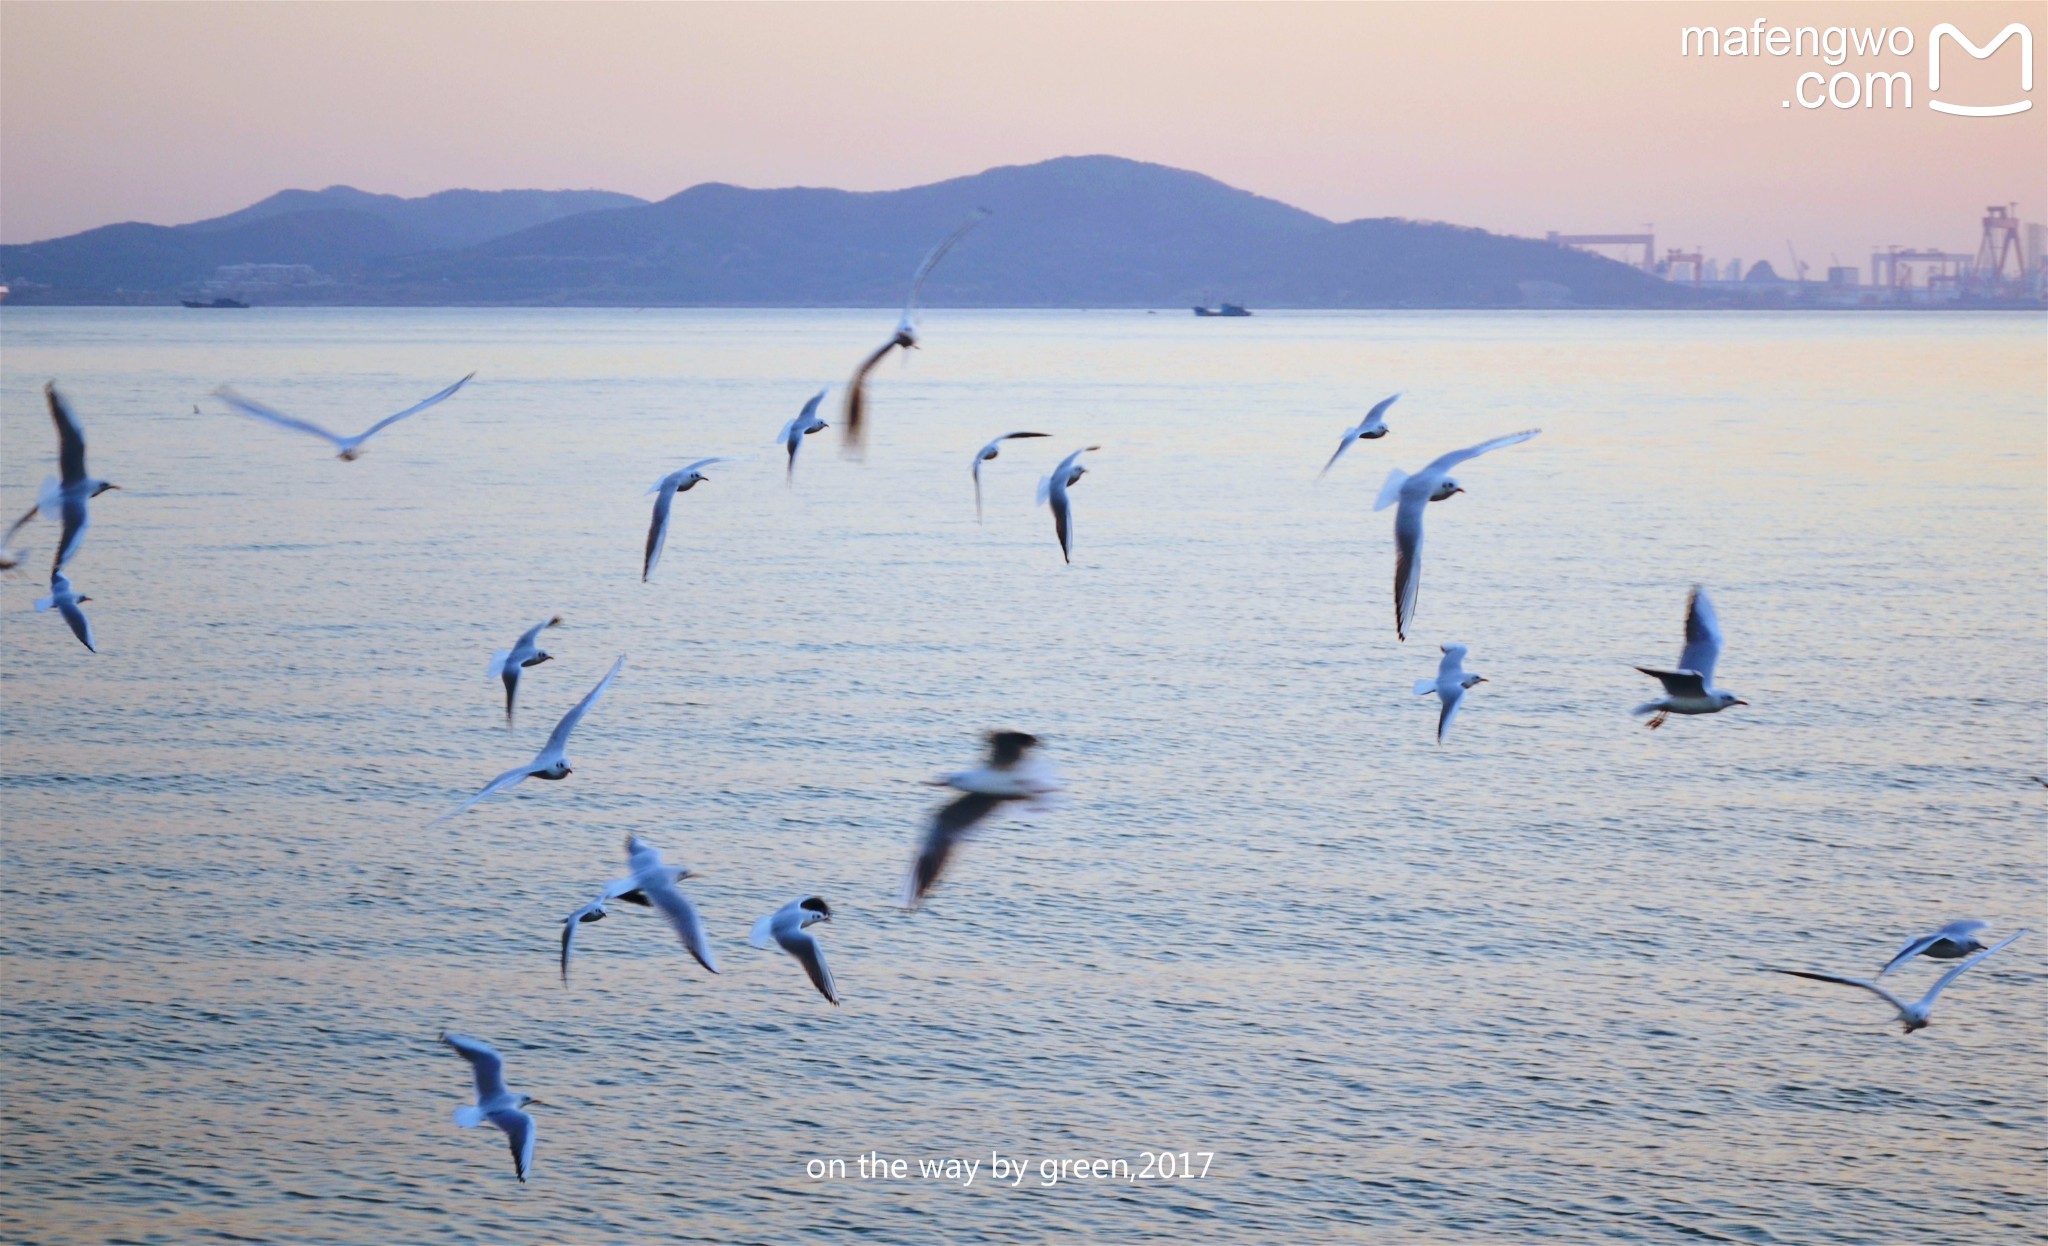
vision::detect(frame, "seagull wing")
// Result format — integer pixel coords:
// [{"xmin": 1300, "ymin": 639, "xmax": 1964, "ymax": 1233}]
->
[
  {"xmin": 538, "ymin": 656, "xmax": 624, "ymax": 763},
  {"xmin": 906, "ymin": 793, "xmax": 1005, "ymax": 908},
  {"xmin": 560, "ymin": 895, "xmax": 608, "ymax": 984},
  {"xmin": 840, "ymin": 337, "xmax": 900, "ymax": 454},
  {"xmin": 53, "ymin": 495, "xmax": 90, "ymax": 573},
  {"xmin": 1635, "ymin": 667, "xmax": 1708, "ymax": 698},
  {"xmin": 1362, "ymin": 391, "xmax": 1403, "ymax": 430},
  {"xmin": 355, "ymin": 371, "xmax": 475, "ymax": 441},
  {"xmin": 903, "ymin": 208, "xmax": 989, "ymax": 321},
  {"xmin": 57, "ymin": 598, "xmax": 97, "ymax": 653},
  {"xmin": 1319, "ymin": 431, "xmax": 1359, "ymax": 478},
  {"xmin": 1770, "ymin": 969, "xmax": 1912, "ymax": 1016},
  {"xmin": 644, "ymin": 879, "xmax": 720, "ymax": 974},
  {"xmin": 434, "ymin": 762, "xmax": 541, "ymax": 824},
  {"xmin": 514, "ymin": 615, "xmax": 562, "ymax": 650},
  {"xmin": 488, "ymin": 1107, "xmax": 536, "ymax": 1183},
  {"xmin": 3, "ymin": 501, "xmax": 40, "ymax": 549},
  {"xmin": 1913, "ymin": 929, "xmax": 2027, "ymax": 1011},
  {"xmin": 440, "ymin": 1032, "xmax": 509, "ymax": 1102},
  {"xmin": 776, "ymin": 924, "xmax": 840, "ymax": 1004},
  {"xmin": 1879, "ymin": 933, "xmax": 1942, "ymax": 977},
  {"xmin": 1418, "ymin": 428, "xmax": 1541, "ymax": 478},
  {"xmin": 642, "ymin": 486, "xmax": 675, "ymax": 582},
  {"xmin": 1676, "ymin": 586, "xmax": 1723, "ymax": 687},
  {"xmin": 1437, "ymin": 682, "xmax": 1464, "ymax": 743},
  {"xmin": 1392, "ymin": 491, "xmax": 1426, "ymax": 641},
  {"xmin": 1051, "ymin": 489, "xmax": 1073, "ymax": 563},
  {"xmin": 215, "ymin": 388, "xmax": 348, "ymax": 448},
  {"xmin": 46, "ymin": 384, "xmax": 89, "ymax": 485}
]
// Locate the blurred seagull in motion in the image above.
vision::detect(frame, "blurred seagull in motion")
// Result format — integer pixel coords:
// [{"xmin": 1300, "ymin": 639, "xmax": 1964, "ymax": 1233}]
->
[
  {"xmin": 439, "ymin": 1032, "xmax": 544, "ymax": 1182},
  {"xmin": 750, "ymin": 896, "xmax": 838, "ymax": 1004},
  {"xmin": 435, "ymin": 656, "xmax": 624, "ymax": 824},
  {"xmin": 1413, "ymin": 643, "xmax": 1485, "ymax": 743},
  {"xmin": 1772, "ymin": 930, "xmax": 2026, "ymax": 1033},
  {"xmin": 1375, "ymin": 429, "xmax": 1539, "ymax": 641},
  {"xmin": 558, "ymin": 835, "xmax": 718, "ymax": 983},
  {"xmin": 1880, "ymin": 920, "xmax": 1995, "ymax": 977},
  {"xmin": 0, "ymin": 506, "xmax": 32, "ymax": 573},
  {"xmin": 1633, "ymin": 586, "xmax": 1747, "ymax": 728},
  {"xmin": 1038, "ymin": 445, "xmax": 1100, "ymax": 564},
  {"xmin": 905, "ymin": 731, "xmax": 1063, "ymax": 909},
  {"xmin": 216, "ymin": 372, "xmax": 474, "ymax": 461},
  {"xmin": 971, "ymin": 431, "xmax": 1051, "ymax": 522},
  {"xmin": 643, "ymin": 458, "xmax": 744, "ymax": 583},
  {"xmin": 1319, "ymin": 392, "xmax": 1402, "ymax": 477},
  {"xmin": 777, "ymin": 389, "xmax": 829, "ymax": 481},
  {"xmin": 487, "ymin": 615, "xmax": 561, "ymax": 723},
  {"xmin": 34, "ymin": 569, "xmax": 97, "ymax": 653},
  {"xmin": 30, "ymin": 383, "xmax": 120, "ymax": 575},
  {"xmin": 841, "ymin": 210, "xmax": 988, "ymax": 457}
]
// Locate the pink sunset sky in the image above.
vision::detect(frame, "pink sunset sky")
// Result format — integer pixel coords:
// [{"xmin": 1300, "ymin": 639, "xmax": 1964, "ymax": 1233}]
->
[{"xmin": 3, "ymin": 1, "xmax": 2042, "ymax": 275}]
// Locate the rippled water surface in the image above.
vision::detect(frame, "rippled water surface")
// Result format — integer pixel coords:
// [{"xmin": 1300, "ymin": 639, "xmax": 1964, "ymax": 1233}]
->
[{"xmin": 2, "ymin": 308, "xmax": 2043, "ymax": 1244}]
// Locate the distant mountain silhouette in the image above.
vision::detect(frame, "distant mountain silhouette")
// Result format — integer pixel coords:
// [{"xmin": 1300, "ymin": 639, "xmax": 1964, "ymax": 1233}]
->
[
  {"xmin": 2, "ymin": 157, "xmax": 1685, "ymax": 307},
  {"xmin": 185, "ymin": 186, "xmax": 646, "ymax": 250}
]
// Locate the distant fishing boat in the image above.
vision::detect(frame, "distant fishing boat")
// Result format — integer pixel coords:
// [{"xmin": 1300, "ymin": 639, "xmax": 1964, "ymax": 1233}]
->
[
  {"xmin": 1192, "ymin": 302, "xmax": 1251, "ymax": 317},
  {"xmin": 182, "ymin": 297, "xmax": 249, "ymax": 309}
]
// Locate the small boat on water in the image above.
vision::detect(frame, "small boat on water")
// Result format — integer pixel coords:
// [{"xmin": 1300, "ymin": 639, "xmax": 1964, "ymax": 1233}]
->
[
  {"xmin": 1193, "ymin": 303, "xmax": 1252, "ymax": 317},
  {"xmin": 182, "ymin": 297, "xmax": 249, "ymax": 309}
]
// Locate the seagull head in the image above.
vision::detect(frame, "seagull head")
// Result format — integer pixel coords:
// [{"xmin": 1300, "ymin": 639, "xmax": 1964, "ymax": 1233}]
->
[
  {"xmin": 1430, "ymin": 477, "xmax": 1464, "ymax": 502},
  {"xmin": 1715, "ymin": 691, "xmax": 1747, "ymax": 709},
  {"xmin": 1361, "ymin": 426, "xmax": 1389, "ymax": 440},
  {"xmin": 518, "ymin": 1095, "xmax": 547, "ymax": 1109},
  {"xmin": 799, "ymin": 895, "xmax": 833, "ymax": 926},
  {"xmin": 537, "ymin": 761, "xmax": 571, "ymax": 780},
  {"xmin": 337, "ymin": 449, "xmax": 364, "ymax": 462},
  {"xmin": 1460, "ymin": 674, "xmax": 1487, "ymax": 689},
  {"xmin": 92, "ymin": 481, "xmax": 121, "ymax": 496},
  {"xmin": 524, "ymin": 650, "xmax": 554, "ymax": 668}
]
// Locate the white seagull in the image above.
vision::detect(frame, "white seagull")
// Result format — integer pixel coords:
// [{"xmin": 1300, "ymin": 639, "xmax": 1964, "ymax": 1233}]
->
[
  {"xmin": 1319, "ymin": 392, "xmax": 1402, "ymax": 477},
  {"xmin": 1037, "ymin": 445, "xmax": 1100, "ymax": 564},
  {"xmin": 439, "ymin": 1032, "xmax": 544, "ymax": 1182},
  {"xmin": 558, "ymin": 835, "xmax": 718, "ymax": 983},
  {"xmin": 1413, "ymin": 643, "xmax": 1486, "ymax": 743},
  {"xmin": 487, "ymin": 615, "xmax": 561, "ymax": 723},
  {"xmin": 840, "ymin": 210, "xmax": 988, "ymax": 456},
  {"xmin": 643, "ymin": 458, "xmax": 743, "ymax": 583},
  {"xmin": 777, "ymin": 389, "xmax": 829, "ymax": 481},
  {"xmin": 1633, "ymin": 586, "xmax": 1747, "ymax": 729},
  {"xmin": 434, "ymin": 656, "xmax": 624, "ymax": 824},
  {"xmin": 1879, "ymin": 920, "xmax": 1995, "ymax": 977},
  {"xmin": 26, "ymin": 383, "xmax": 120, "ymax": 575},
  {"xmin": 1374, "ymin": 429, "xmax": 1539, "ymax": 641},
  {"xmin": 1772, "ymin": 929, "xmax": 2026, "ymax": 1032},
  {"xmin": 749, "ymin": 896, "xmax": 838, "ymax": 1004},
  {"xmin": 905, "ymin": 731, "xmax": 1063, "ymax": 909},
  {"xmin": 971, "ymin": 432, "xmax": 1051, "ymax": 523},
  {"xmin": 216, "ymin": 372, "xmax": 474, "ymax": 461},
  {"xmin": 34, "ymin": 570, "xmax": 97, "ymax": 653}
]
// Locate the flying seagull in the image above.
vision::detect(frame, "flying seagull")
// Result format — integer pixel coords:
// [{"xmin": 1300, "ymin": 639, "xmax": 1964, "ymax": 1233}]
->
[
  {"xmin": 1319, "ymin": 392, "xmax": 1402, "ymax": 477},
  {"xmin": 558, "ymin": 835, "xmax": 718, "ymax": 983},
  {"xmin": 971, "ymin": 432, "xmax": 1051, "ymax": 523},
  {"xmin": 27, "ymin": 383, "xmax": 120, "ymax": 575},
  {"xmin": 439, "ymin": 1032, "xmax": 544, "ymax": 1183},
  {"xmin": 1633, "ymin": 586, "xmax": 1747, "ymax": 728},
  {"xmin": 749, "ymin": 896, "xmax": 838, "ymax": 1004},
  {"xmin": 1879, "ymin": 920, "xmax": 1995, "ymax": 977},
  {"xmin": 1038, "ymin": 445, "xmax": 1100, "ymax": 564},
  {"xmin": 777, "ymin": 389, "xmax": 829, "ymax": 481},
  {"xmin": 1772, "ymin": 929, "xmax": 2026, "ymax": 1032},
  {"xmin": 840, "ymin": 210, "xmax": 989, "ymax": 457},
  {"xmin": 643, "ymin": 458, "xmax": 743, "ymax": 583},
  {"xmin": 1413, "ymin": 643, "xmax": 1486, "ymax": 743},
  {"xmin": 905, "ymin": 731, "xmax": 1063, "ymax": 909},
  {"xmin": 487, "ymin": 615, "xmax": 561, "ymax": 724},
  {"xmin": 1374, "ymin": 429, "xmax": 1539, "ymax": 641},
  {"xmin": 34, "ymin": 569, "xmax": 96, "ymax": 653},
  {"xmin": 434, "ymin": 656, "xmax": 624, "ymax": 824},
  {"xmin": 216, "ymin": 372, "xmax": 474, "ymax": 460},
  {"xmin": 0, "ymin": 506, "xmax": 32, "ymax": 573}
]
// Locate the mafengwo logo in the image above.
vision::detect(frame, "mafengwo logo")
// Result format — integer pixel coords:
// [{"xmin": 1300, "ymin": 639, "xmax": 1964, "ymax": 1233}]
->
[{"xmin": 1679, "ymin": 19, "xmax": 2034, "ymax": 115}]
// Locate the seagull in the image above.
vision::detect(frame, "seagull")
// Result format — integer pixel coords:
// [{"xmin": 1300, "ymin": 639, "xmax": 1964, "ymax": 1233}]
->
[
  {"xmin": 840, "ymin": 210, "xmax": 988, "ymax": 457},
  {"xmin": 1374, "ymin": 429, "xmax": 1539, "ymax": 641},
  {"xmin": 1037, "ymin": 445, "xmax": 1100, "ymax": 564},
  {"xmin": 1319, "ymin": 392, "xmax": 1402, "ymax": 477},
  {"xmin": 558, "ymin": 835, "xmax": 718, "ymax": 983},
  {"xmin": 34, "ymin": 570, "xmax": 96, "ymax": 653},
  {"xmin": 29, "ymin": 383, "xmax": 120, "ymax": 575},
  {"xmin": 906, "ymin": 731, "xmax": 1063, "ymax": 909},
  {"xmin": 487, "ymin": 615, "xmax": 562, "ymax": 723},
  {"xmin": 215, "ymin": 372, "xmax": 474, "ymax": 460},
  {"xmin": 439, "ymin": 1032, "xmax": 544, "ymax": 1182},
  {"xmin": 643, "ymin": 458, "xmax": 742, "ymax": 583},
  {"xmin": 1772, "ymin": 929, "xmax": 2026, "ymax": 1032},
  {"xmin": 749, "ymin": 896, "xmax": 838, "ymax": 1004},
  {"xmin": 1879, "ymin": 920, "xmax": 1994, "ymax": 977},
  {"xmin": 1413, "ymin": 643, "xmax": 1485, "ymax": 743},
  {"xmin": 1633, "ymin": 586, "xmax": 1747, "ymax": 729},
  {"xmin": 0, "ymin": 505, "xmax": 31, "ymax": 572},
  {"xmin": 971, "ymin": 432, "xmax": 1051, "ymax": 523},
  {"xmin": 434, "ymin": 656, "xmax": 624, "ymax": 824},
  {"xmin": 777, "ymin": 389, "xmax": 829, "ymax": 481}
]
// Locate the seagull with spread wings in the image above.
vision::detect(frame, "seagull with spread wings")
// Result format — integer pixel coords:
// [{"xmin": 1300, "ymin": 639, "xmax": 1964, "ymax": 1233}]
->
[
  {"xmin": 1374, "ymin": 429, "xmax": 1540, "ymax": 641},
  {"xmin": 434, "ymin": 657, "xmax": 623, "ymax": 823},
  {"xmin": 216, "ymin": 372, "xmax": 474, "ymax": 460}
]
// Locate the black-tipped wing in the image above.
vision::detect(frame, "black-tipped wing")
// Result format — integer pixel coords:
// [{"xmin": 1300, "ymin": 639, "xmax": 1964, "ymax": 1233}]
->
[
  {"xmin": 1052, "ymin": 492, "xmax": 1073, "ymax": 562},
  {"xmin": 909, "ymin": 793, "xmax": 1005, "ymax": 906},
  {"xmin": 1677, "ymin": 586, "xmax": 1723, "ymax": 687},
  {"xmin": 777, "ymin": 927, "xmax": 839, "ymax": 1004},
  {"xmin": 1769, "ymin": 969, "xmax": 1908, "ymax": 1014},
  {"xmin": 488, "ymin": 1107, "xmax": 535, "ymax": 1182},
  {"xmin": 1436, "ymin": 684, "xmax": 1462, "ymax": 742},
  {"xmin": 501, "ymin": 668, "xmax": 521, "ymax": 720},
  {"xmin": 46, "ymin": 385, "xmax": 88, "ymax": 484},
  {"xmin": 1393, "ymin": 494, "xmax": 1425, "ymax": 640},
  {"xmin": 841, "ymin": 338, "xmax": 900, "ymax": 453},
  {"xmin": 646, "ymin": 883, "xmax": 720, "ymax": 974},
  {"xmin": 58, "ymin": 599, "xmax": 96, "ymax": 653},
  {"xmin": 986, "ymin": 731, "xmax": 1038, "ymax": 767},
  {"xmin": 357, "ymin": 372, "xmax": 475, "ymax": 441},
  {"xmin": 540, "ymin": 656, "xmax": 623, "ymax": 761},
  {"xmin": 642, "ymin": 488, "xmax": 674, "ymax": 582},
  {"xmin": 216, "ymin": 388, "xmax": 348, "ymax": 447},
  {"xmin": 1636, "ymin": 667, "xmax": 1708, "ymax": 698}
]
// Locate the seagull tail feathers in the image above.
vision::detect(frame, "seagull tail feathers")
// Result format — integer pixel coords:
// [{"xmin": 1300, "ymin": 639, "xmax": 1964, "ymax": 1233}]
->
[
  {"xmin": 453, "ymin": 1106, "xmax": 486, "ymax": 1128},
  {"xmin": 33, "ymin": 593, "xmax": 55, "ymax": 611},
  {"xmin": 1035, "ymin": 475, "xmax": 1053, "ymax": 507},
  {"xmin": 1373, "ymin": 469, "xmax": 1409, "ymax": 512},
  {"xmin": 1413, "ymin": 678, "xmax": 1439, "ymax": 696},
  {"xmin": 35, "ymin": 476, "xmax": 63, "ymax": 515},
  {"xmin": 486, "ymin": 649, "xmax": 512, "ymax": 680},
  {"xmin": 1631, "ymin": 700, "xmax": 1663, "ymax": 717}
]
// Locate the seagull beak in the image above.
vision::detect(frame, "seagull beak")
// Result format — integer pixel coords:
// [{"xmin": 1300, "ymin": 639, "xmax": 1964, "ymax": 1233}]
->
[
  {"xmin": 1733, "ymin": 700, "xmax": 1749, "ymax": 706},
  {"xmin": 525, "ymin": 1099, "xmax": 549, "ymax": 1108}
]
